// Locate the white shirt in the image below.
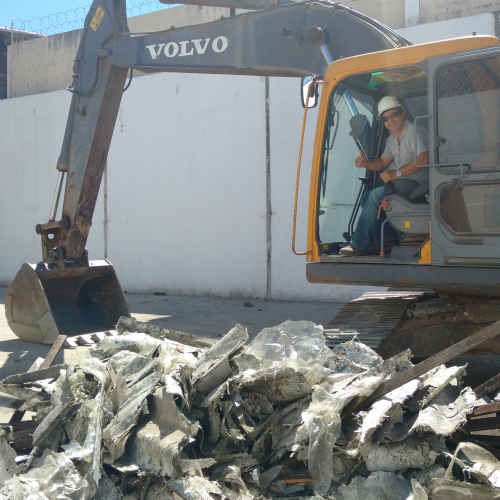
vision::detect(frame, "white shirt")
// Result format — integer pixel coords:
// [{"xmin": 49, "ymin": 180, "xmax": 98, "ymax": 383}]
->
[{"xmin": 382, "ymin": 120, "xmax": 429, "ymax": 183}]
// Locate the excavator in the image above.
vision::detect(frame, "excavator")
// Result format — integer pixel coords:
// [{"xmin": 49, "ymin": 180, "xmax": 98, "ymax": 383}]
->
[{"xmin": 5, "ymin": 0, "xmax": 500, "ymax": 360}]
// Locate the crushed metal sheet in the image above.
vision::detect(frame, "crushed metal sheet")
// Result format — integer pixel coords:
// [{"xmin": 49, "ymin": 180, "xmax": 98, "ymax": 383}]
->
[
  {"xmin": 4, "ymin": 319, "xmax": 500, "ymax": 500},
  {"xmin": 88, "ymin": 333, "xmax": 160, "ymax": 360},
  {"xmin": 125, "ymin": 386, "xmax": 199, "ymax": 477},
  {"xmin": 242, "ymin": 367, "xmax": 312, "ymax": 405},
  {"xmin": 0, "ymin": 438, "xmax": 17, "ymax": 481},
  {"xmin": 334, "ymin": 471, "xmax": 414, "ymax": 499},
  {"xmin": 389, "ymin": 384, "xmax": 476, "ymax": 441},
  {"xmin": 0, "ymin": 449, "xmax": 90, "ymax": 500},
  {"xmin": 405, "ymin": 364, "xmax": 467, "ymax": 413},
  {"xmin": 301, "ymin": 349, "xmax": 413, "ymax": 494},
  {"xmin": 168, "ymin": 475, "xmax": 224, "ymax": 500},
  {"xmin": 234, "ymin": 320, "xmax": 330, "ymax": 380},
  {"xmin": 179, "ymin": 457, "xmax": 217, "ymax": 473},
  {"xmin": 428, "ymin": 478, "xmax": 500, "ymax": 499},
  {"xmin": 0, "ymin": 365, "xmax": 67, "ymax": 386},
  {"xmin": 330, "ymin": 341, "xmax": 383, "ymax": 373},
  {"xmin": 363, "ymin": 436, "xmax": 438, "ymax": 472},
  {"xmin": 356, "ymin": 378, "xmax": 420, "ymax": 447},
  {"xmin": 116, "ymin": 315, "xmax": 216, "ymax": 348},
  {"xmin": 103, "ymin": 366, "xmax": 162, "ymax": 462},
  {"xmin": 32, "ymin": 365, "xmax": 77, "ymax": 451},
  {"xmin": 191, "ymin": 324, "xmax": 249, "ymax": 394}
]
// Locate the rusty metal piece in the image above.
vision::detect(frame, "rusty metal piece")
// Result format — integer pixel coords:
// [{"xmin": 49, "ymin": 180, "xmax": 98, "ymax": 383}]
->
[
  {"xmin": 6, "ymin": 260, "xmax": 129, "ymax": 344},
  {"xmin": 472, "ymin": 402, "xmax": 500, "ymax": 417},
  {"xmin": 475, "ymin": 373, "xmax": 500, "ymax": 399},
  {"xmin": 35, "ymin": 217, "xmax": 70, "ymax": 235},
  {"xmin": 466, "ymin": 416, "xmax": 500, "ymax": 432}
]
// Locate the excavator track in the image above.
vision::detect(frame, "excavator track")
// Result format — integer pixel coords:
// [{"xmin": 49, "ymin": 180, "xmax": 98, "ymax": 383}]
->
[{"xmin": 323, "ymin": 290, "xmax": 431, "ymax": 350}]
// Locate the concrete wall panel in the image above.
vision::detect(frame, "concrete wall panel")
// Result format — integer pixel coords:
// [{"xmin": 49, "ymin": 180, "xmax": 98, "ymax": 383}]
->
[
  {"xmin": 397, "ymin": 12, "xmax": 496, "ymax": 42},
  {"xmin": 105, "ymin": 72, "xmax": 268, "ymax": 297},
  {"xmin": 0, "ymin": 91, "xmax": 104, "ymax": 286},
  {"xmin": 420, "ymin": 0, "xmax": 500, "ymax": 24},
  {"xmin": 342, "ymin": 0, "xmax": 405, "ymax": 29}
]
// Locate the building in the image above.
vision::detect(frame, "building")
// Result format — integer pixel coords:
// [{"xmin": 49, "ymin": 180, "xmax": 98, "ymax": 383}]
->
[{"xmin": 0, "ymin": 25, "xmax": 43, "ymax": 99}]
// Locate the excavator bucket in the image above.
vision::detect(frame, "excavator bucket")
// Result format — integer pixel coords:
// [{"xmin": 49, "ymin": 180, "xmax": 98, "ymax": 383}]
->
[{"xmin": 5, "ymin": 259, "xmax": 130, "ymax": 344}]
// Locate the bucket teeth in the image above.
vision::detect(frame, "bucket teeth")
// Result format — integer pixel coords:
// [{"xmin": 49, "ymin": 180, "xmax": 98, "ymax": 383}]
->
[{"xmin": 63, "ymin": 330, "xmax": 117, "ymax": 349}]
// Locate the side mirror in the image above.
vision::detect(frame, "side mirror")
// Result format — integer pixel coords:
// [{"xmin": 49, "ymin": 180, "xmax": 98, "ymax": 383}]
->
[{"xmin": 301, "ymin": 76, "xmax": 319, "ymax": 109}]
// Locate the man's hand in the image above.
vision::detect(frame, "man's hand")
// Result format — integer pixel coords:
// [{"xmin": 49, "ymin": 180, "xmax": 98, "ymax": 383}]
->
[
  {"xmin": 355, "ymin": 151, "xmax": 367, "ymax": 169},
  {"xmin": 380, "ymin": 170, "xmax": 398, "ymax": 183}
]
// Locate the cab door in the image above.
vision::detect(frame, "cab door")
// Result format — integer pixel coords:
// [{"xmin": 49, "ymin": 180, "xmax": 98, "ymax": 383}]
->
[{"xmin": 427, "ymin": 46, "xmax": 500, "ymax": 265}]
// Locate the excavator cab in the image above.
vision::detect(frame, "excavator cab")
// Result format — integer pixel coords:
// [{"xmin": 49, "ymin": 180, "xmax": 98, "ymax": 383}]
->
[
  {"xmin": 316, "ymin": 64, "xmax": 429, "ymax": 253},
  {"xmin": 306, "ymin": 37, "xmax": 500, "ymax": 296}
]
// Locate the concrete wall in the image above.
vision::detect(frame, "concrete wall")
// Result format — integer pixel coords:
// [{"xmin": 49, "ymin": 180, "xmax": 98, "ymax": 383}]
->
[
  {"xmin": 420, "ymin": 0, "xmax": 500, "ymax": 25},
  {"xmin": 0, "ymin": 28, "xmax": 42, "ymax": 99},
  {"xmin": 344, "ymin": 0, "xmax": 405, "ymax": 29},
  {"xmin": 0, "ymin": 91, "xmax": 105, "ymax": 276},
  {"xmin": 398, "ymin": 11, "xmax": 497, "ymax": 42}
]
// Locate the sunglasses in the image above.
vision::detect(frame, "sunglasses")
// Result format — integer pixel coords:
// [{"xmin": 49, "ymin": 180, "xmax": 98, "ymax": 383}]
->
[{"xmin": 382, "ymin": 110, "xmax": 402, "ymax": 122}]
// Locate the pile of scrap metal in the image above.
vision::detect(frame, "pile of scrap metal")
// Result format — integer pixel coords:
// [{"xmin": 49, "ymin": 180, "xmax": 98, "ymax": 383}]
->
[{"xmin": 1, "ymin": 319, "xmax": 500, "ymax": 500}]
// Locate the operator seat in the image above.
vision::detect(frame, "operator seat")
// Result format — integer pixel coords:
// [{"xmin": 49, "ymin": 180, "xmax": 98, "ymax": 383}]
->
[{"xmin": 383, "ymin": 180, "xmax": 430, "ymax": 240}]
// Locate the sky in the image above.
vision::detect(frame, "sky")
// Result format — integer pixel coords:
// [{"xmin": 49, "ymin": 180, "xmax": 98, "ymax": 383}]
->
[
  {"xmin": 1, "ymin": 1, "xmax": 172, "ymax": 33},
  {"xmin": 1, "ymin": 1, "xmax": 91, "ymax": 29}
]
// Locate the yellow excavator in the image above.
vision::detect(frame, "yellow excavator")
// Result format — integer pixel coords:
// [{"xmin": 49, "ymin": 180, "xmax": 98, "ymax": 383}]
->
[{"xmin": 5, "ymin": 0, "xmax": 500, "ymax": 357}]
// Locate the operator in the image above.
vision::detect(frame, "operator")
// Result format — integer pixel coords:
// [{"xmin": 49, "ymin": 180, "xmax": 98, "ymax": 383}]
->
[{"xmin": 339, "ymin": 95, "xmax": 429, "ymax": 257}]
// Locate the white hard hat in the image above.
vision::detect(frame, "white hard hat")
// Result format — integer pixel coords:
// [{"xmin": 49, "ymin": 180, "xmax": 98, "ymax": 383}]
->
[{"xmin": 378, "ymin": 96, "xmax": 402, "ymax": 116}]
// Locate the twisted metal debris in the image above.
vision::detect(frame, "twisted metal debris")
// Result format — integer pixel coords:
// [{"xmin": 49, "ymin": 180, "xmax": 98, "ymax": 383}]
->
[{"xmin": 0, "ymin": 319, "xmax": 499, "ymax": 499}]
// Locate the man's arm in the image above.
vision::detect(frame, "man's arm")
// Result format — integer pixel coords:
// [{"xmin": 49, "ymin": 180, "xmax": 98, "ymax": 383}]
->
[
  {"xmin": 355, "ymin": 151, "xmax": 392, "ymax": 172},
  {"xmin": 380, "ymin": 151, "xmax": 429, "ymax": 183}
]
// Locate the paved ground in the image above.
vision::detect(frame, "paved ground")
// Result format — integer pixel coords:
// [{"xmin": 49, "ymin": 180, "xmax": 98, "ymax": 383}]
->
[{"xmin": 0, "ymin": 284, "xmax": 342, "ymax": 381}]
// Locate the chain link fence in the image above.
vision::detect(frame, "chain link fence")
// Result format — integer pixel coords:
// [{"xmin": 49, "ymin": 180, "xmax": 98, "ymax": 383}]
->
[{"xmin": 11, "ymin": 0, "xmax": 178, "ymax": 36}]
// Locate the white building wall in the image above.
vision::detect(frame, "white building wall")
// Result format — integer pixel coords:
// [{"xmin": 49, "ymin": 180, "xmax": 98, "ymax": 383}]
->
[
  {"xmin": 397, "ymin": 12, "xmax": 496, "ymax": 43},
  {"xmin": 1, "ymin": 70, "xmax": 367, "ymax": 301},
  {"xmin": 0, "ymin": 91, "xmax": 105, "ymax": 287},
  {"xmin": 105, "ymin": 72, "xmax": 269, "ymax": 297}
]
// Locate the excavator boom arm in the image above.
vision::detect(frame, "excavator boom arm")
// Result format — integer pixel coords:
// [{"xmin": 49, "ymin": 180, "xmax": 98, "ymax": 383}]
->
[{"xmin": 106, "ymin": 2, "xmax": 408, "ymax": 78}]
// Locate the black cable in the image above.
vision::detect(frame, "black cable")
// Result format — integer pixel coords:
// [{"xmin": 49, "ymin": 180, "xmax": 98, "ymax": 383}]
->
[
  {"xmin": 123, "ymin": 68, "xmax": 134, "ymax": 92},
  {"xmin": 66, "ymin": 57, "xmax": 100, "ymax": 97}
]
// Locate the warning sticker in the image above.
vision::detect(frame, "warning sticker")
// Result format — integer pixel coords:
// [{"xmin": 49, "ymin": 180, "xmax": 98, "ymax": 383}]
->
[{"xmin": 90, "ymin": 6, "xmax": 105, "ymax": 31}]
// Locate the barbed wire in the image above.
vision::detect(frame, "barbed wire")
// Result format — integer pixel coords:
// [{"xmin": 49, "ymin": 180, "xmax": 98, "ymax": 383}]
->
[{"xmin": 11, "ymin": 1, "xmax": 178, "ymax": 36}]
